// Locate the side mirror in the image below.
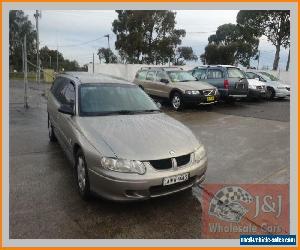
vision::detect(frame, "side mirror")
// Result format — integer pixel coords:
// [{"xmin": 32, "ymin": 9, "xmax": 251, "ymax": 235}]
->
[
  {"xmin": 58, "ymin": 104, "xmax": 74, "ymax": 116},
  {"xmin": 160, "ymin": 79, "xmax": 169, "ymax": 84}
]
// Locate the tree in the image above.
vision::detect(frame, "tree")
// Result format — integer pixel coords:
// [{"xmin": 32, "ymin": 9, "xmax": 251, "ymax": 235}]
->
[
  {"xmin": 237, "ymin": 10, "xmax": 290, "ymax": 70},
  {"xmin": 9, "ymin": 10, "xmax": 36, "ymax": 71},
  {"xmin": 97, "ymin": 48, "xmax": 118, "ymax": 63},
  {"xmin": 200, "ymin": 23, "xmax": 259, "ymax": 67},
  {"xmin": 112, "ymin": 10, "xmax": 186, "ymax": 64},
  {"xmin": 174, "ymin": 47, "xmax": 197, "ymax": 65},
  {"xmin": 39, "ymin": 46, "xmax": 63, "ymax": 70},
  {"xmin": 200, "ymin": 43, "xmax": 236, "ymax": 65}
]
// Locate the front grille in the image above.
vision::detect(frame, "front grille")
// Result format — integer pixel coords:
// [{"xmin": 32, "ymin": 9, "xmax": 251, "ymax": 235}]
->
[
  {"xmin": 176, "ymin": 154, "xmax": 191, "ymax": 167},
  {"xmin": 235, "ymin": 83, "xmax": 245, "ymax": 89},
  {"xmin": 202, "ymin": 89, "xmax": 215, "ymax": 96},
  {"xmin": 149, "ymin": 158, "xmax": 172, "ymax": 170},
  {"xmin": 149, "ymin": 154, "xmax": 191, "ymax": 170},
  {"xmin": 149, "ymin": 176, "xmax": 196, "ymax": 196}
]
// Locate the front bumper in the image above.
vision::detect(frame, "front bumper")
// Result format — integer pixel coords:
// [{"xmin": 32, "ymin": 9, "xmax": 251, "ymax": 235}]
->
[
  {"xmin": 88, "ymin": 156, "xmax": 208, "ymax": 201},
  {"xmin": 248, "ymin": 89, "xmax": 266, "ymax": 98},
  {"xmin": 182, "ymin": 93, "xmax": 220, "ymax": 105},
  {"xmin": 275, "ymin": 88, "xmax": 290, "ymax": 98}
]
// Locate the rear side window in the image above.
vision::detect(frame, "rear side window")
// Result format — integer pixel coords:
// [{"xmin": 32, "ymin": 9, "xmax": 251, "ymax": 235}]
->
[
  {"xmin": 156, "ymin": 71, "xmax": 168, "ymax": 82},
  {"xmin": 146, "ymin": 71, "xmax": 156, "ymax": 81},
  {"xmin": 227, "ymin": 68, "xmax": 245, "ymax": 78},
  {"xmin": 207, "ymin": 69, "xmax": 223, "ymax": 79},
  {"xmin": 193, "ymin": 68, "xmax": 207, "ymax": 80},
  {"xmin": 136, "ymin": 70, "xmax": 147, "ymax": 80}
]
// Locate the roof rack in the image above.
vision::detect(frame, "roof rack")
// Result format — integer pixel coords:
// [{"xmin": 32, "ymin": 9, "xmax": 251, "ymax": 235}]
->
[{"xmin": 140, "ymin": 66, "xmax": 184, "ymax": 71}]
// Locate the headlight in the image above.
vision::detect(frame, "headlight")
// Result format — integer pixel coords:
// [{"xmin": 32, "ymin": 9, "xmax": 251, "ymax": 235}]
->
[
  {"xmin": 248, "ymin": 84, "xmax": 256, "ymax": 89},
  {"xmin": 186, "ymin": 90, "xmax": 200, "ymax": 95},
  {"xmin": 194, "ymin": 145, "xmax": 206, "ymax": 163},
  {"xmin": 100, "ymin": 157, "xmax": 146, "ymax": 175}
]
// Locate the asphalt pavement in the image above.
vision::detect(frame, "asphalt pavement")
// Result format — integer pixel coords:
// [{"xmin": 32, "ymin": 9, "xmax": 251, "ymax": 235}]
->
[{"xmin": 9, "ymin": 79, "xmax": 290, "ymax": 239}]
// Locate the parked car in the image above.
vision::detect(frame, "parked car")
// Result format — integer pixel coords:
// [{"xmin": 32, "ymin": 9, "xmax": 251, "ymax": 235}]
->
[
  {"xmin": 133, "ymin": 67, "xmax": 219, "ymax": 111},
  {"xmin": 245, "ymin": 71, "xmax": 290, "ymax": 100},
  {"xmin": 47, "ymin": 72, "xmax": 208, "ymax": 201},
  {"xmin": 191, "ymin": 65, "xmax": 249, "ymax": 101},
  {"xmin": 244, "ymin": 72, "xmax": 267, "ymax": 99}
]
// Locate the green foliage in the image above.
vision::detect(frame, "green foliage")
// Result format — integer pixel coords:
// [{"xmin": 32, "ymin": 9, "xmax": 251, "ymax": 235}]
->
[
  {"xmin": 97, "ymin": 48, "xmax": 118, "ymax": 63},
  {"xmin": 237, "ymin": 10, "xmax": 290, "ymax": 70},
  {"xmin": 112, "ymin": 10, "xmax": 186, "ymax": 64},
  {"xmin": 174, "ymin": 47, "xmax": 197, "ymax": 65},
  {"xmin": 201, "ymin": 23, "xmax": 259, "ymax": 66},
  {"xmin": 9, "ymin": 10, "xmax": 36, "ymax": 72},
  {"xmin": 39, "ymin": 46, "xmax": 80, "ymax": 71}
]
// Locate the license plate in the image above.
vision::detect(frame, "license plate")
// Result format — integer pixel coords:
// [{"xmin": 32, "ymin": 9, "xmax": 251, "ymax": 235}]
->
[
  {"xmin": 207, "ymin": 96, "xmax": 215, "ymax": 102},
  {"xmin": 163, "ymin": 173, "xmax": 189, "ymax": 186}
]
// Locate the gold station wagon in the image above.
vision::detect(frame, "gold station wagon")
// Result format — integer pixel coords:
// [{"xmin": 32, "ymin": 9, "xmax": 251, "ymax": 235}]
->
[{"xmin": 133, "ymin": 67, "xmax": 219, "ymax": 111}]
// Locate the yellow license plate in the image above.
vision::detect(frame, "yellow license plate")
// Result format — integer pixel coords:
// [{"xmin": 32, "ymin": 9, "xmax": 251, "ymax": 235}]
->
[{"xmin": 207, "ymin": 96, "xmax": 215, "ymax": 102}]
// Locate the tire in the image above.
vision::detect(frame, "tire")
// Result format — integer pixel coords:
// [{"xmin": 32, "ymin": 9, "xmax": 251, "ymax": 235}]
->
[
  {"xmin": 171, "ymin": 92, "xmax": 184, "ymax": 111},
  {"xmin": 75, "ymin": 149, "xmax": 91, "ymax": 200},
  {"xmin": 266, "ymin": 87, "xmax": 275, "ymax": 100},
  {"xmin": 48, "ymin": 115, "xmax": 57, "ymax": 142}
]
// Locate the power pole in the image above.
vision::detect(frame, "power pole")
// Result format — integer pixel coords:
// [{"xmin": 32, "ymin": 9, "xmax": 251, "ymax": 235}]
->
[
  {"xmin": 93, "ymin": 53, "xmax": 95, "ymax": 74},
  {"xmin": 34, "ymin": 10, "xmax": 41, "ymax": 84},
  {"xmin": 23, "ymin": 34, "xmax": 29, "ymax": 109},
  {"xmin": 257, "ymin": 50, "xmax": 260, "ymax": 70},
  {"xmin": 104, "ymin": 34, "xmax": 110, "ymax": 49},
  {"xmin": 56, "ymin": 45, "xmax": 59, "ymax": 72}
]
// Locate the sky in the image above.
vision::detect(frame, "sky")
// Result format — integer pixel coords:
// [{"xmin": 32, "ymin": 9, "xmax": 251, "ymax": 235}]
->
[{"xmin": 24, "ymin": 10, "xmax": 289, "ymax": 70}]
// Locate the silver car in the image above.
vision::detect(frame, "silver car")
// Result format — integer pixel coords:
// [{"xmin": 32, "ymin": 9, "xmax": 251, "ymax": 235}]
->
[
  {"xmin": 246, "ymin": 71, "xmax": 290, "ymax": 99},
  {"xmin": 47, "ymin": 72, "xmax": 207, "ymax": 201}
]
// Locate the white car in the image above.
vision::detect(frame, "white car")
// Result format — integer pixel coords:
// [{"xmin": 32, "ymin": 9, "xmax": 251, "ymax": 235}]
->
[
  {"xmin": 246, "ymin": 71, "xmax": 290, "ymax": 100},
  {"xmin": 245, "ymin": 77, "xmax": 267, "ymax": 99}
]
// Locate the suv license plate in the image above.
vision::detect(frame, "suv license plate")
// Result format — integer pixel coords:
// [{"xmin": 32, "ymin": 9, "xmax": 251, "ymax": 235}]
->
[
  {"xmin": 207, "ymin": 96, "xmax": 215, "ymax": 102},
  {"xmin": 163, "ymin": 173, "xmax": 189, "ymax": 186}
]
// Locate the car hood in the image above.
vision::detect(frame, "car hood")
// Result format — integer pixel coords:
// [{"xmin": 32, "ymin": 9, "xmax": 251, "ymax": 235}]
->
[
  {"xmin": 171, "ymin": 80, "xmax": 216, "ymax": 91},
  {"xmin": 76, "ymin": 113, "xmax": 200, "ymax": 161},
  {"xmin": 247, "ymin": 79, "xmax": 266, "ymax": 87}
]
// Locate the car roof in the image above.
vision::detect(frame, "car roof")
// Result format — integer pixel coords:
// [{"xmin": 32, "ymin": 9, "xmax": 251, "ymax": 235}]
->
[
  {"xmin": 139, "ymin": 67, "xmax": 183, "ymax": 71},
  {"xmin": 194, "ymin": 65, "xmax": 237, "ymax": 69},
  {"xmin": 57, "ymin": 72, "xmax": 135, "ymax": 86}
]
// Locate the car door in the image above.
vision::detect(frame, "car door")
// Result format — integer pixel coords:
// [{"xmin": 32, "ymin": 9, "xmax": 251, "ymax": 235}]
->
[
  {"xmin": 144, "ymin": 70, "xmax": 157, "ymax": 96},
  {"xmin": 48, "ymin": 77, "xmax": 68, "ymax": 144},
  {"xmin": 56, "ymin": 80, "xmax": 76, "ymax": 159},
  {"xmin": 152, "ymin": 71, "xmax": 170, "ymax": 98}
]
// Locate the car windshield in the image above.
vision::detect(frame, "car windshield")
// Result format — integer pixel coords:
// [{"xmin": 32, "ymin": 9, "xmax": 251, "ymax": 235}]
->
[
  {"xmin": 227, "ymin": 67, "xmax": 245, "ymax": 78},
  {"xmin": 79, "ymin": 84, "xmax": 160, "ymax": 116},
  {"xmin": 167, "ymin": 71, "xmax": 197, "ymax": 82},
  {"xmin": 259, "ymin": 72, "xmax": 279, "ymax": 81}
]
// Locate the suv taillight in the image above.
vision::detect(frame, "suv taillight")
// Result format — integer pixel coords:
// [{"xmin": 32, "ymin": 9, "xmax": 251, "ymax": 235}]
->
[{"xmin": 224, "ymin": 79, "xmax": 229, "ymax": 89}]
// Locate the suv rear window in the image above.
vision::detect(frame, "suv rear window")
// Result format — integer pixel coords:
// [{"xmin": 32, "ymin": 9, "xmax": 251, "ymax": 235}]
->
[{"xmin": 227, "ymin": 68, "xmax": 245, "ymax": 78}]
